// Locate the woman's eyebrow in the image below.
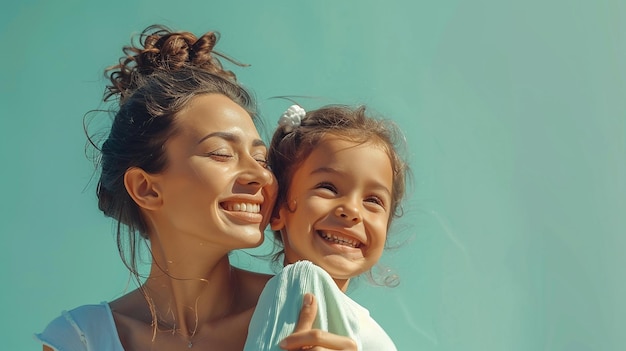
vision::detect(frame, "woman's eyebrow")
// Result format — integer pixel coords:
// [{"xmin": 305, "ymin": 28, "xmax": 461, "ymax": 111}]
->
[
  {"xmin": 197, "ymin": 132, "xmax": 266, "ymax": 148},
  {"xmin": 252, "ymin": 139, "xmax": 267, "ymax": 148},
  {"xmin": 197, "ymin": 131, "xmax": 236, "ymax": 144}
]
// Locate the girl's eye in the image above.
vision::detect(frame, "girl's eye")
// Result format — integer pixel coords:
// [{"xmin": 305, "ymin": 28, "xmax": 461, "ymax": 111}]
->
[
  {"xmin": 315, "ymin": 182, "xmax": 337, "ymax": 193},
  {"xmin": 365, "ymin": 196, "xmax": 385, "ymax": 208}
]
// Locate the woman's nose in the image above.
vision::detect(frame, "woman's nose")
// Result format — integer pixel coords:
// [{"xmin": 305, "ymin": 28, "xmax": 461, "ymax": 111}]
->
[{"xmin": 237, "ymin": 156, "xmax": 273, "ymax": 188}]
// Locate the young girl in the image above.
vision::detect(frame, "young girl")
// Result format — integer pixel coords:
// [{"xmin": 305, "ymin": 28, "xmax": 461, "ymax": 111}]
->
[{"xmin": 244, "ymin": 104, "xmax": 409, "ymax": 351}]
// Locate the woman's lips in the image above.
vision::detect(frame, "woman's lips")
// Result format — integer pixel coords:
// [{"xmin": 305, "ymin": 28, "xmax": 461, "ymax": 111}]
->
[
  {"xmin": 220, "ymin": 201, "xmax": 263, "ymax": 223},
  {"xmin": 221, "ymin": 202, "xmax": 261, "ymax": 213}
]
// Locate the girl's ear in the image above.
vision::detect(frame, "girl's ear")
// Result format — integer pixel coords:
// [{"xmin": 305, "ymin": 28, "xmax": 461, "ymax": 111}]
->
[
  {"xmin": 270, "ymin": 199, "xmax": 296, "ymax": 230},
  {"xmin": 123, "ymin": 167, "xmax": 163, "ymax": 210},
  {"xmin": 270, "ymin": 207, "xmax": 286, "ymax": 231}
]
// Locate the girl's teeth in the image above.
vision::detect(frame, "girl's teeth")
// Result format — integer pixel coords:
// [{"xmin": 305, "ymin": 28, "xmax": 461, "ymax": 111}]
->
[{"xmin": 319, "ymin": 232, "xmax": 360, "ymax": 248}]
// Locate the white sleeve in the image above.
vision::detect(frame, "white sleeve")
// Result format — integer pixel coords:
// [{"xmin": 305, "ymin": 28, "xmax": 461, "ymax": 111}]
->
[
  {"xmin": 244, "ymin": 260, "xmax": 363, "ymax": 351},
  {"xmin": 34, "ymin": 310, "xmax": 89, "ymax": 351}
]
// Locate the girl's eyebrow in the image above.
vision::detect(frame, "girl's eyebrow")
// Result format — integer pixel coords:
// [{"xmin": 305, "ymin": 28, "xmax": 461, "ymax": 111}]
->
[
  {"xmin": 310, "ymin": 166, "xmax": 339, "ymax": 175},
  {"xmin": 310, "ymin": 167, "xmax": 392, "ymax": 196},
  {"xmin": 197, "ymin": 131, "xmax": 266, "ymax": 148}
]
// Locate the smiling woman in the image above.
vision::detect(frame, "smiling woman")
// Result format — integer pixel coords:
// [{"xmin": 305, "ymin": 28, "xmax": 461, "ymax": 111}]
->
[
  {"xmin": 144, "ymin": 94, "xmax": 272, "ymax": 248},
  {"xmin": 34, "ymin": 25, "xmax": 358, "ymax": 351}
]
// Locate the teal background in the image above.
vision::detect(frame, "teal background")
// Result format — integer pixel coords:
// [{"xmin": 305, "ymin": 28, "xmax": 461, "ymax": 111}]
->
[{"xmin": 2, "ymin": 1, "xmax": 625, "ymax": 350}]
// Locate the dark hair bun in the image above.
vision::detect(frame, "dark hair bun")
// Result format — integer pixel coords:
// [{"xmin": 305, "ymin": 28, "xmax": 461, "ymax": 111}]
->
[{"xmin": 104, "ymin": 24, "xmax": 242, "ymax": 103}]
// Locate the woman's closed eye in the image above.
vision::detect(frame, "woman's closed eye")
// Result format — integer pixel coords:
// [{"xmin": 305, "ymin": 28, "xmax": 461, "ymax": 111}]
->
[
  {"xmin": 205, "ymin": 151, "xmax": 234, "ymax": 161},
  {"xmin": 254, "ymin": 156, "xmax": 269, "ymax": 169}
]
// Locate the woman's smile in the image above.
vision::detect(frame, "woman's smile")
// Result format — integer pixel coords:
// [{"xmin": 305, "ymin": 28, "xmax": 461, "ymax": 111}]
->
[{"xmin": 220, "ymin": 200, "xmax": 264, "ymax": 224}]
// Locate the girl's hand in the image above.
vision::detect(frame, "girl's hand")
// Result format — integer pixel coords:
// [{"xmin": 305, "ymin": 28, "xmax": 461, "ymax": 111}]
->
[{"xmin": 279, "ymin": 293, "xmax": 358, "ymax": 351}]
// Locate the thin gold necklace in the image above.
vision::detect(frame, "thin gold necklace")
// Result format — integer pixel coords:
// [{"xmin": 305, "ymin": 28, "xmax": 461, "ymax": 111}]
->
[
  {"xmin": 154, "ymin": 267, "xmax": 238, "ymax": 348},
  {"xmin": 161, "ymin": 322, "xmax": 207, "ymax": 348}
]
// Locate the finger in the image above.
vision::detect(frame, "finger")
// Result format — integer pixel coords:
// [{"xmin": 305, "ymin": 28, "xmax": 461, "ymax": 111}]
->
[
  {"xmin": 292, "ymin": 293, "xmax": 317, "ymax": 333},
  {"xmin": 279, "ymin": 329, "xmax": 357, "ymax": 350}
]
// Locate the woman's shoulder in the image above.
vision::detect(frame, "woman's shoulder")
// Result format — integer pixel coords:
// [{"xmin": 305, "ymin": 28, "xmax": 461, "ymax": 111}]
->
[
  {"xmin": 233, "ymin": 266, "xmax": 274, "ymax": 305},
  {"xmin": 235, "ymin": 266, "xmax": 273, "ymax": 284},
  {"xmin": 35, "ymin": 302, "xmax": 119, "ymax": 350},
  {"xmin": 69, "ymin": 301, "xmax": 113, "ymax": 316},
  {"xmin": 41, "ymin": 302, "xmax": 113, "ymax": 332}
]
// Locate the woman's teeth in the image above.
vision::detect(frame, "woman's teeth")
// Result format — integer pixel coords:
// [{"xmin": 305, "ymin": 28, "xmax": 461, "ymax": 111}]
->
[
  {"xmin": 223, "ymin": 203, "xmax": 261, "ymax": 213},
  {"xmin": 318, "ymin": 231, "xmax": 361, "ymax": 248}
]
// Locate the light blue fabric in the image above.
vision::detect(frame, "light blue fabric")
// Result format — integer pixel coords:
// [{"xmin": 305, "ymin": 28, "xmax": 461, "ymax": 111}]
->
[
  {"xmin": 35, "ymin": 302, "xmax": 124, "ymax": 351},
  {"xmin": 244, "ymin": 260, "xmax": 397, "ymax": 351}
]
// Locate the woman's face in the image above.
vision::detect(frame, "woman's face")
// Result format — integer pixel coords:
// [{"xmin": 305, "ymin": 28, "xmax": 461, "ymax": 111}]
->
[{"xmin": 152, "ymin": 93, "xmax": 276, "ymax": 251}]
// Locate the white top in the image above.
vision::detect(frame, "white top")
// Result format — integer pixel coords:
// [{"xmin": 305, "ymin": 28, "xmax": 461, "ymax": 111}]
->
[
  {"xmin": 35, "ymin": 302, "xmax": 124, "ymax": 351},
  {"xmin": 244, "ymin": 260, "xmax": 397, "ymax": 351}
]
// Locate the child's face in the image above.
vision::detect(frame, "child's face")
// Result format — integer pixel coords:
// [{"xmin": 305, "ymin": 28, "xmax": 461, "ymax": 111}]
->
[{"xmin": 271, "ymin": 135, "xmax": 393, "ymax": 290}]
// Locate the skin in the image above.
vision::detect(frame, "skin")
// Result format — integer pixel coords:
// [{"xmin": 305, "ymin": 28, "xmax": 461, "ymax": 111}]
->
[
  {"xmin": 272, "ymin": 136, "xmax": 394, "ymax": 291},
  {"xmin": 110, "ymin": 94, "xmax": 274, "ymax": 350},
  {"xmin": 44, "ymin": 95, "xmax": 357, "ymax": 351}
]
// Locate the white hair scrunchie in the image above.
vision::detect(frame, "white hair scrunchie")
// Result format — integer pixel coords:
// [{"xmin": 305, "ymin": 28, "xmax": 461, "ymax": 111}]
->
[{"xmin": 278, "ymin": 104, "xmax": 305, "ymax": 133}]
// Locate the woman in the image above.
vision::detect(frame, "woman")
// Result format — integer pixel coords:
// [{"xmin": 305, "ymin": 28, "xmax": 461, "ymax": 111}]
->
[{"xmin": 36, "ymin": 25, "xmax": 356, "ymax": 351}]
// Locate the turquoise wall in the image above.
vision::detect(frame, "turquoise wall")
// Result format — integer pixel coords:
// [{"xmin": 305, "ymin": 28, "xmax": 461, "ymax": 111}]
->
[{"xmin": 2, "ymin": 1, "xmax": 625, "ymax": 350}]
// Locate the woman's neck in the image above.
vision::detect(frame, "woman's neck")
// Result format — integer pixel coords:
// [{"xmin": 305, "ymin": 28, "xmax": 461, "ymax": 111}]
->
[{"xmin": 142, "ymin": 235, "xmax": 239, "ymax": 337}]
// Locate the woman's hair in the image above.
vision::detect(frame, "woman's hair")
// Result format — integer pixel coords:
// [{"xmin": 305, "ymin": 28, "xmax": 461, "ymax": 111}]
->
[
  {"xmin": 88, "ymin": 24, "xmax": 257, "ymax": 279},
  {"xmin": 267, "ymin": 105, "xmax": 410, "ymax": 284}
]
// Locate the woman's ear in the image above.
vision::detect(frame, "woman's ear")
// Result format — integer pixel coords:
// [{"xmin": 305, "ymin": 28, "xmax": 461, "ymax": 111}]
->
[{"xmin": 124, "ymin": 167, "xmax": 162, "ymax": 210}]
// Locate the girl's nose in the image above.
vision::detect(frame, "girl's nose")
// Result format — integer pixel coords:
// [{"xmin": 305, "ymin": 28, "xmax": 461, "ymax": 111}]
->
[{"xmin": 334, "ymin": 203, "xmax": 362, "ymax": 224}]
